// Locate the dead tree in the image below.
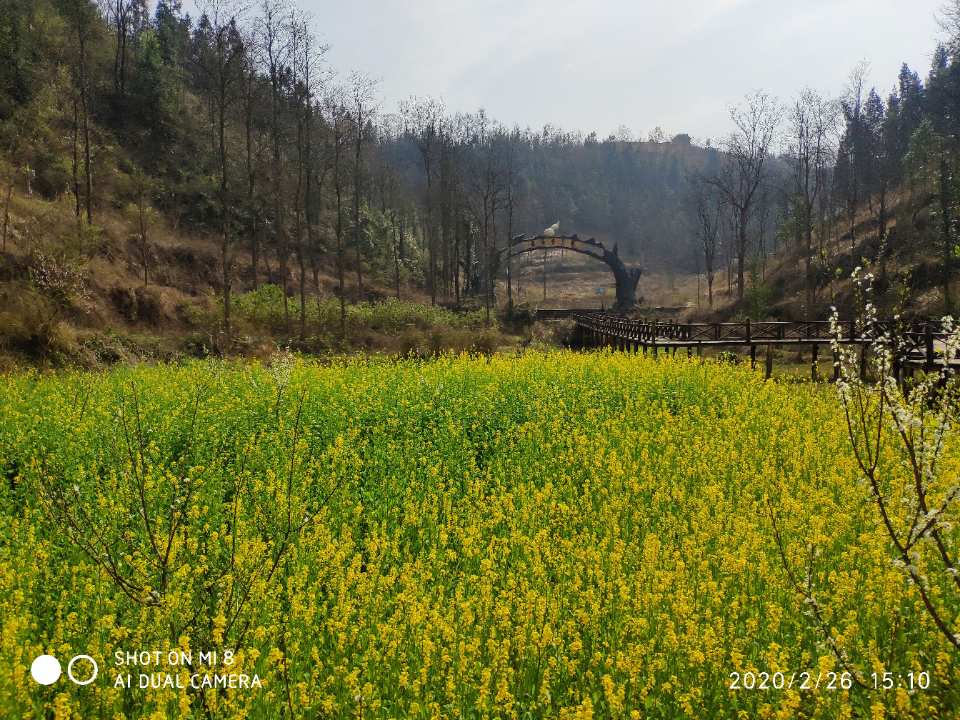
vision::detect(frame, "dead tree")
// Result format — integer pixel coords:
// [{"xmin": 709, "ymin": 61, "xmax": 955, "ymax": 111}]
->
[
  {"xmin": 709, "ymin": 92, "xmax": 781, "ymax": 301},
  {"xmin": 690, "ymin": 177, "xmax": 722, "ymax": 308},
  {"xmin": 349, "ymin": 73, "xmax": 377, "ymax": 299},
  {"xmin": 788, "ymin": 88, "xmax": 837, "ymax": 317},
  {"xmin": 196, "ymin": 0, "xmax": 244, "ymax": 340},
  {"xmin": 401, "ymin": 96, "xmax": 444, "ymax": 304}
]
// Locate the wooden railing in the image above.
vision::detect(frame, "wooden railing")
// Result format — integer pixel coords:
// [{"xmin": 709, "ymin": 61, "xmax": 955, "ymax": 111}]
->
[{"xmin": 568, "ymin": 312, "xmax": 954, "ymax": 379}]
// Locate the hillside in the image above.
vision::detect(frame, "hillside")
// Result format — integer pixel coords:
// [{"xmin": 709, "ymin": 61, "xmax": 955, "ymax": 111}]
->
[
  {"xmin": 3, "ymin": 0, "xmax": 959, "ymax": 363},
  {"xmin": 0, "ymin": 169, "xmax": 516, "ymax": 367},
  {"xmin": 0, "ymin": 1, "xmax": 746, "ymax": 365},
  {"xmin": 705, "ymin": 186, "xmax": 950, "ymax": 323}
]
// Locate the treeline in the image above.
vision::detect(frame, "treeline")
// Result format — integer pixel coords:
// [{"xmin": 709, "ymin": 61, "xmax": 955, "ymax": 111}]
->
[
  {"xmin": 9, "ymin": 0, "xmax": 954, "ymax": 328},
  {"xmin": 0, "ymin": 0, "xmax": 726, "ymax": 339},
  {"xmin": 692, "ymin": 5, "xmax": 960, "ymax": 316},
  {"xmin": 2, "ymin": 0, "xmax": 418, "ymax": 340}
]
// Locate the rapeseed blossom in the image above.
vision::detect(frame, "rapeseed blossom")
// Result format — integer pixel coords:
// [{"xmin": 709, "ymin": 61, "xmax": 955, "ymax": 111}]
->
[{"xmin": 0, "ymin": 353, "xmax": 957, "ymax": 717}]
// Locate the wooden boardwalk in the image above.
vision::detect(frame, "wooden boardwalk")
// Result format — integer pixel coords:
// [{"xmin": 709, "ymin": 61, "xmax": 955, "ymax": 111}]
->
[{"xmin": 568, "ymin": 311, "xmax": 956, "ymax": 380}]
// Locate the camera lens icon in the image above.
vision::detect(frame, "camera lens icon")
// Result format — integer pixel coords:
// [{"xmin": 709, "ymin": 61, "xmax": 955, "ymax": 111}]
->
[
  {"xmin": 31, "ymin": 654, "xmax": 98, "ymax": 686},
  {"xmin": 30, "ymin": 655, "xmax": 61, "ymax": 685}
]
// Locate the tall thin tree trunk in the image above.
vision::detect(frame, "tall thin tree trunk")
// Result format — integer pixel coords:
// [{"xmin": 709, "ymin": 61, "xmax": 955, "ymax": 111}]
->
[
  {"xmin": 453, "ymin": 223, "xmax": 460, "ymax": 306},
  {"xmin": 337, "ymin": 184, "xmax": 346, "ymax": 339},
  {"xmin": 269, "ymin": 52, "xmax": 288, "ymax": 330},
  {"xmin": 737, "ymin": 209, "xmax": 747, "ymax": 300},
  {"xmin": 78, "ymin": 29, "xmax": 93, "ymax": 226},
  {"xmin": 941, "ymin": 156, "xmax": 953, "ymax": 312},
  {"xmin": 393, "ymin": 223, "xmax": 401, "ymax": 300},
  {"xmin": 334, "ymin": 124, "xmax": 347, "ymax": 340},
  {"xmin": 245, "ymin": 76, "xmax": 259, "ymax": 290},
  {"xmin": 219, "ymin": 97, "xmax": 231, "ymax": 341},
  {"xmin": 2, "ymin": 180, "xmax": 12, "ymax": 253},
  {"xmin": 72, "ymin": 98, "xmax": 81, "ymax": 220},
  {"xmin": 137, "ymin": 182, "xmax": 149, "ymax": 285},
  {"xmin": 353, "ymin": 109, "xmax": 364, "ymax": 298},
  {"xmin": 296, "ymin": 107, "xmax": 307, "ymax": 342}
]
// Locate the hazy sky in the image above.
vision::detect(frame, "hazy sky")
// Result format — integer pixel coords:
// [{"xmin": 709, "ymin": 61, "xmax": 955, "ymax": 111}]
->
[{"xmin": 191, "ymin": 0, "xmax": 947, "ymax": 141}]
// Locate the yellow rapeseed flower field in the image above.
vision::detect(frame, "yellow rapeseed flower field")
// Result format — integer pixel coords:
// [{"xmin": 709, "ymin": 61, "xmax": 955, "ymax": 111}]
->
[{"xmin": 0, "ymin": 352, "xmax": 957, "ymax": 718}]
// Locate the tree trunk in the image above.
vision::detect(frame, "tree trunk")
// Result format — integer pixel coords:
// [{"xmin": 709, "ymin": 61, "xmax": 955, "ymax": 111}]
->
[
  {"xmin": 78, "ymin": 28, "xmax": 93, "ymax": 226},
  {"xmin": 353, "ymin": 106, "xmax": 364, "ymax": 298},
  {"xmin": 805, "ymin": 201, "xmax": 814, "ymax": 318},
  {"xmin": 2, "ymin": 180, "xmax": 12, "ymax": 253},
  {"xmin": 269, "ymin": 54, "xmax": 288, "ymax": 331},
  {"xmin": 737, "ymin": 208, "xmax": 747, "ymax": 300},
  {"xmin": 335, "ymin": 130, "xmax": 347, "ymax": 340},
  {"xmin": 877, "ymin": 181, "xmax": 888, "ymax": 283},
  {"xmin": 72, "ymin": 98, "xmax": 81, "ymax": 220},
  {"xmin": 245, "ymin": 76, "xmax": 259, "ymax": 290},
  {"xmin": 138, "ymin": 184, "xmax": 149, "ymax": 285},
  {"xmin": 219, "ymin": 97, "xmax": 231, "ymax": 341},
  {"xmin": 296, "ymin": 104, "xmax": 307, "ymax": 342},
  {"xmin": 393, "ymin": 223, "xmax": 401, "ymax": 300},
  {"xmin": 941, "ymin": 155, "xmax": 953, "ymax": 313},
  {"xmin": 337, "ymin": 191, "xmax": 346, "ymax": 339}
]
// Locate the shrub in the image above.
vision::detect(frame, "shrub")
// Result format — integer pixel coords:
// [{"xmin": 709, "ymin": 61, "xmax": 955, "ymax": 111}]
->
[{"xmin": 226, "ymin": 286, "xmax": 491, "ymax": 338}]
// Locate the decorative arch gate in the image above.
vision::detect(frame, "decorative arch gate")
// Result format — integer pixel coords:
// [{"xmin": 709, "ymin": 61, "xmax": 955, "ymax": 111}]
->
[{"xmin": 506, "ymin": 234, "xmax": 642, "ymax": 311}]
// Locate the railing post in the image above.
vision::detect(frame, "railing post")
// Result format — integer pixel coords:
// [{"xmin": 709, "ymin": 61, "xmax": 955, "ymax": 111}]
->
[{"xmin": 925, "ymin": 323, "xmax": 935, "ymax": 372}]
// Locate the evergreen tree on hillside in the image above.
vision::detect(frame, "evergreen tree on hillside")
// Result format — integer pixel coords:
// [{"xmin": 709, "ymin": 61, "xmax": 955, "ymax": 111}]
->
[
  {"xmin": 897, "ymin": 63, "xmax": 924, "ymax": 143},
  {"xmin": 863, "ymin": 89, "xmax": 885, "ymax": 207},
  {"xmin": 155, "ymin": 0, "xmax": 191, "ymax": 68}
]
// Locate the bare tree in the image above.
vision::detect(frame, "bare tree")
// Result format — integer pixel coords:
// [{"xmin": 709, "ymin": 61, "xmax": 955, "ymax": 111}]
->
[
  {"xmin": 690, "ymin": 177, "xmax": 723, "ymax": 308},
  {"xmin": 290, "ymin": 14, "xmax": 327, "ymax": 341},
  {"xmin": 196, "ymin": 0, "xmax": 244, "ymax": 340},
  {"xmin": 462, "ymin": 111, "xmax": 507, "ymax": 322},
  {"xmin": 65, "ymin": 0, "xmax": 97, "ymax": 228},
  {"xmin": 256, "ymin": 0, "xmax": 292, "ymax": 327},
  {"xmin": 503, "ymin": 128, "xmax": 522, "ymax": 313},
  {"xmin": 787, "ymin": 88, "xmax": 838, "ymax": 316},
  {"xmin": 326, "ymin": 87, "xmax": 351, "ymax": 340},
  {"xmin": 133, "ymin": 170, "xmax": 152, "ymax": 285},
  {"xmin": 401, "ymin": 96, "xmax": 445, "ymax": 304},
  {"xmin": 372, "ymin": 115, "xmax": 407, "ymax": 300},
  {"xmin": 2, "ymin": 175, "xmax": 12, "ymax": 253},
  {"xmin": 238, "ymin": 26, "xmax": 265, "ymax": 289},
  {"xmin": 839, "ymin": 63, "xmax": 869, "ymax": 251},
  {"xmin": 349, "ymin": 72, "xmax": 378, "ymax": 299},
  {"xmin": 708, "ymin": 92, "xmax": 781, "ymax": 300}
]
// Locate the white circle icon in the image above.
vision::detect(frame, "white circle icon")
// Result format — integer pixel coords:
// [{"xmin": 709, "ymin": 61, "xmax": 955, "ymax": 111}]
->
[
  {"xmin": 31, "ymin": 655, "xmax": 62, "ymax": 685},
  {"xmin": 67, "ymin": 655, "xmax": 98, "ymax": 686}
]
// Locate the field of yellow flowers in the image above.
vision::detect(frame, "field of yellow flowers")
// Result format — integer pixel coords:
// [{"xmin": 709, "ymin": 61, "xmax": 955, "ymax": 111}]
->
[{"xmin": 1, "ymin": 352, "xmax": 958, "ymax": 719}]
